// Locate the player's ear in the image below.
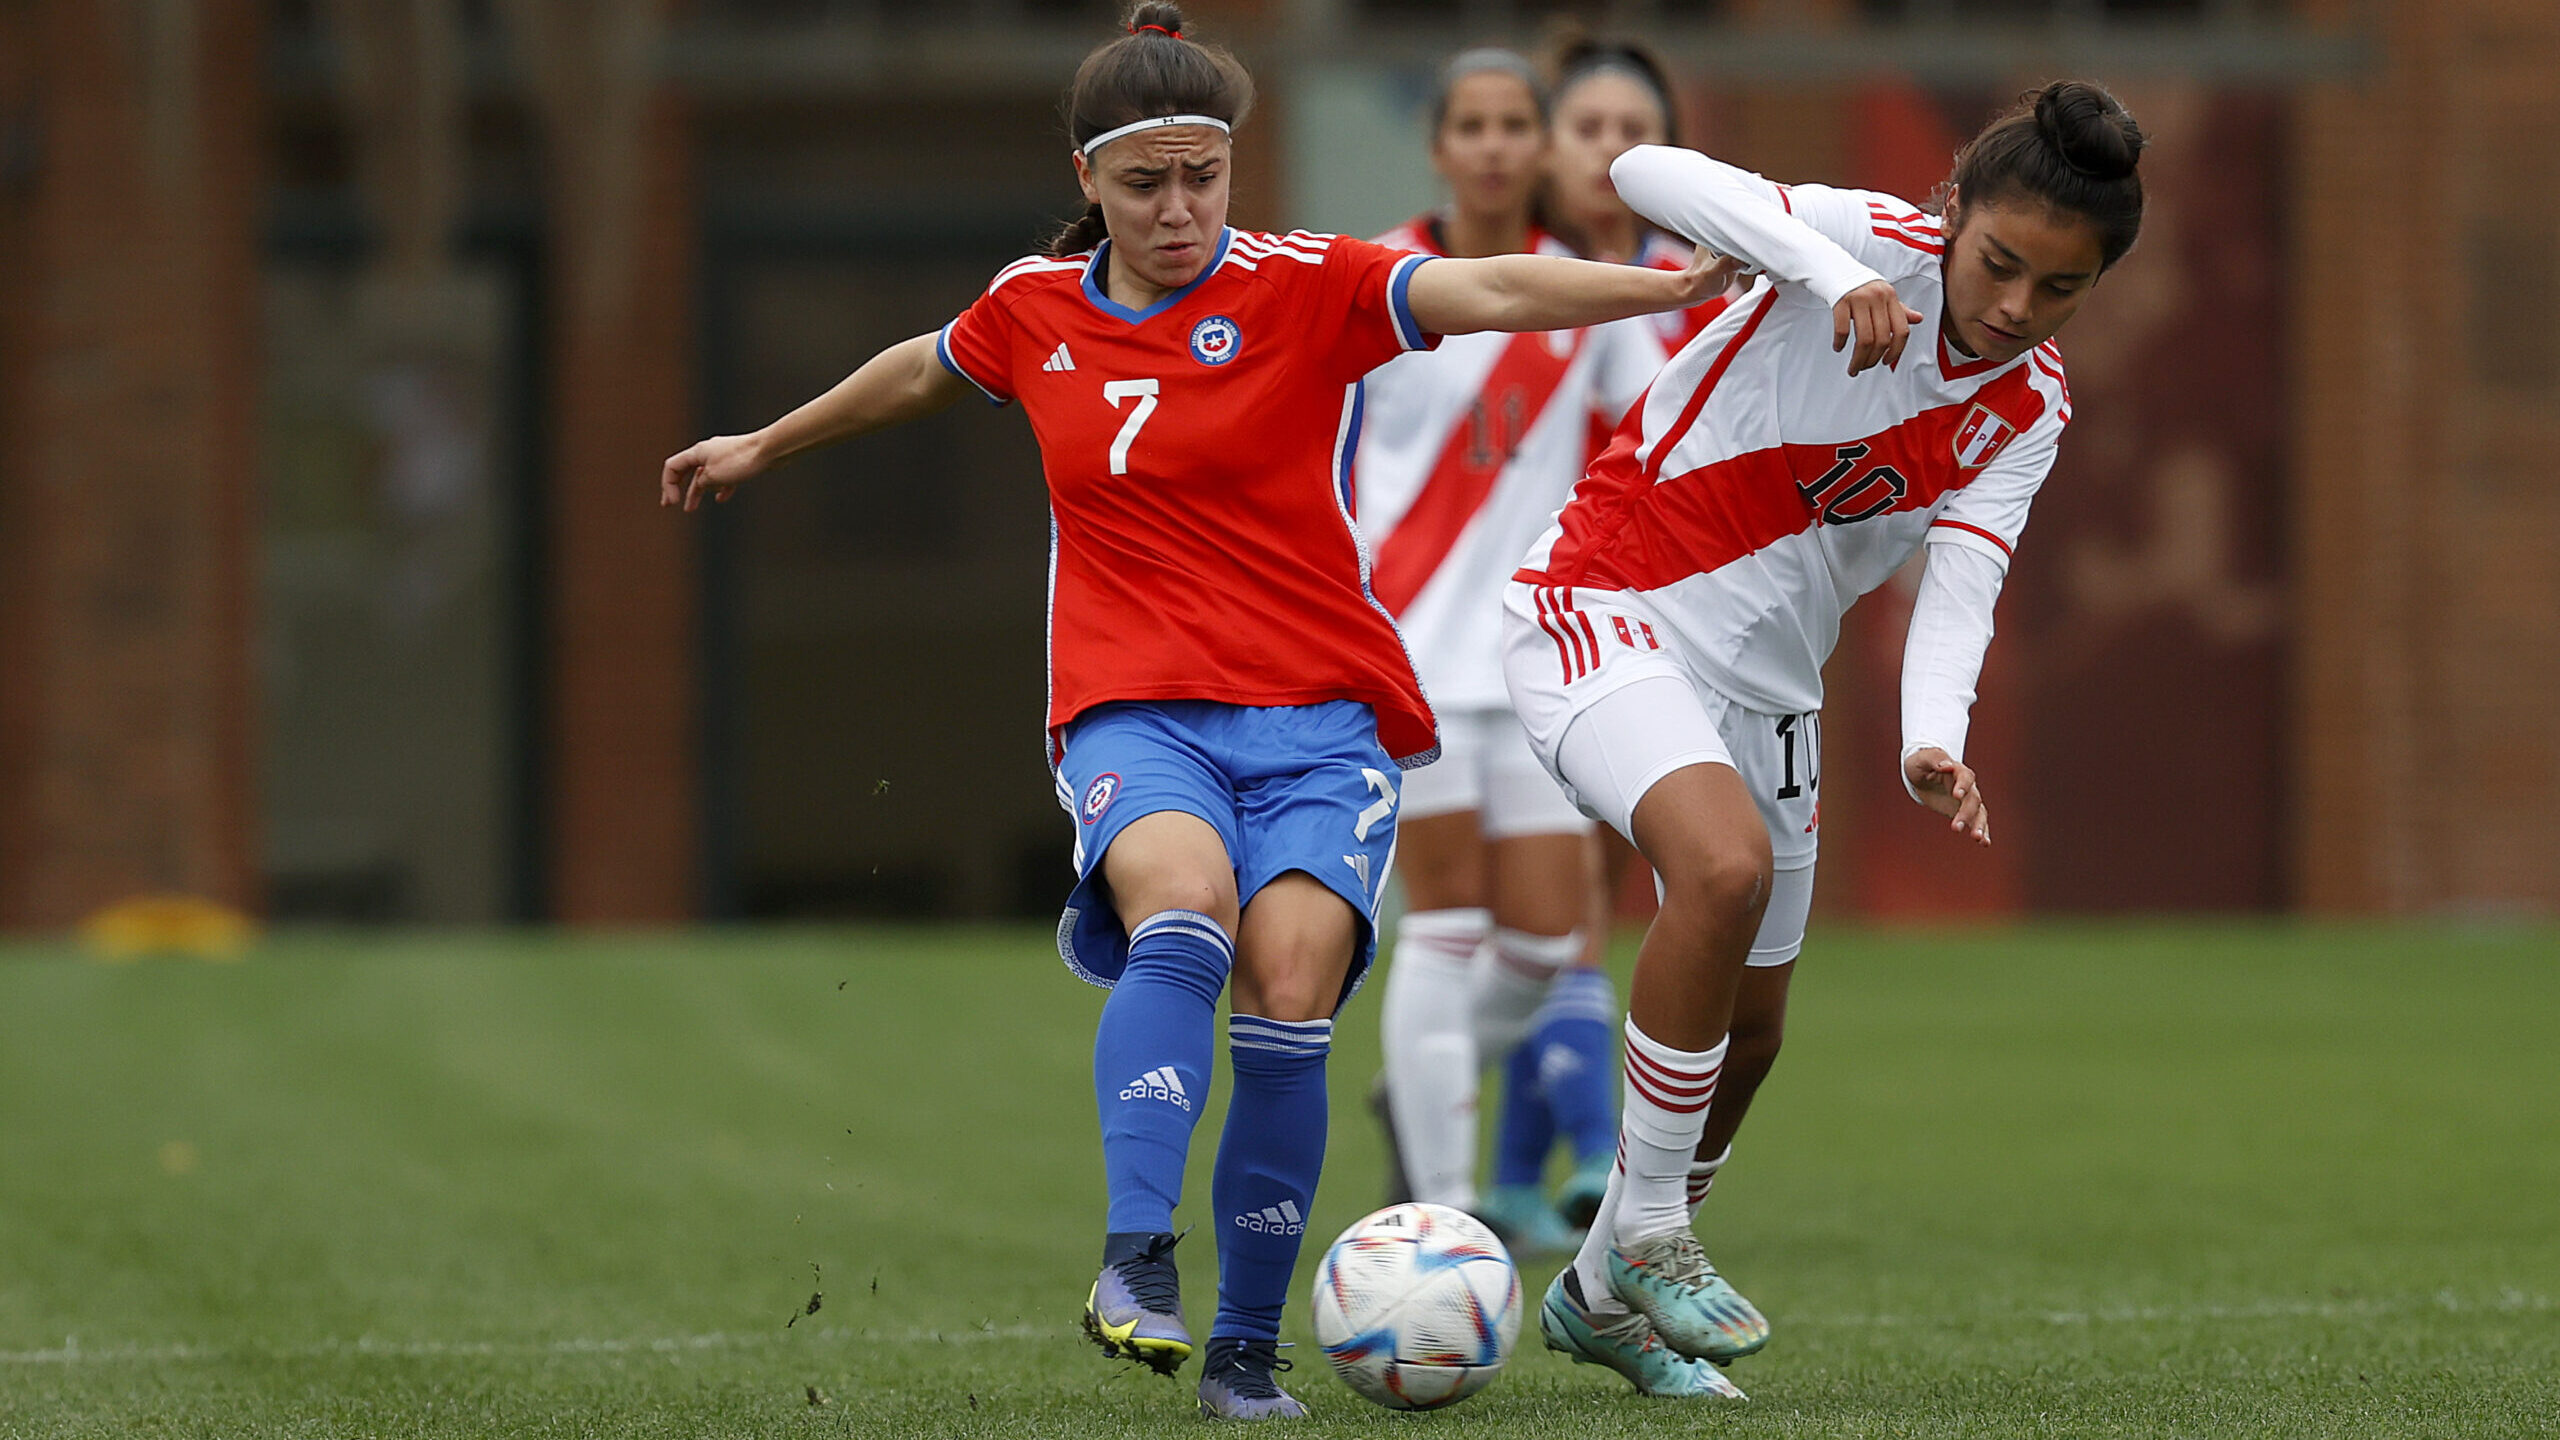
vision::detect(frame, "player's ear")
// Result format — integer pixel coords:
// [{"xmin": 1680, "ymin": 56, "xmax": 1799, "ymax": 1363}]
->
[{"xmin": 1073, "ymin": 150, "xmax": 1101, "ymax": 205}]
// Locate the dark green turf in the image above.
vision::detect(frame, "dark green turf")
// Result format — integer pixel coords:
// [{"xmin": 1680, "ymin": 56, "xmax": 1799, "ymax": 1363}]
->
[{"xmin": 1, "ymin": 923, "xmax": 2553, "ymax": 1437}]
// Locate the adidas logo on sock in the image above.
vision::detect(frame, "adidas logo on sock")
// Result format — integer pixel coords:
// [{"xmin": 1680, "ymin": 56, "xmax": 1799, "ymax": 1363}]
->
[
  {"xmin": 1233, "ymin": 1200, "xmax": 1304, "ymax": 1235},
  {"xmin": 1118, "ymin": 1067, "xmax": 1191, "ymax": 1111},
  {"xmin": 1041, "ymin": 342, "xmax": 1076, "ymax": 372}
]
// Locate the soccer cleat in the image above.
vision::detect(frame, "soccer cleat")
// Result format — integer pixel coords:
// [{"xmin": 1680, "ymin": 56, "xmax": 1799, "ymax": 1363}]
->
[
  {"xmin": 1556, "ymin": 1151, "xmax": 1612, "ymax": 1229},
  {"xmin": 1367, "ymin": 1074, "xmax": 1414, "ymax": 1208},
  {"xmin": 1083, "ymin": 1231, "xmax": 1191, "ymax": 1375},
  {"xmin": 1540, "ymin": 1267, "xmax": 1748, "ymax": 1399},
  {"xmin": 1476, "ymin": 1183, "xmax": 1584, "ymax": 1258},
  {"xmin": 1196, "ymin": 1336, "xmax": 1308, "ymax": 1420},
  {"xmin": 1604, "ymin": 1228, "xmax": 1770, "ymax": 1363}
]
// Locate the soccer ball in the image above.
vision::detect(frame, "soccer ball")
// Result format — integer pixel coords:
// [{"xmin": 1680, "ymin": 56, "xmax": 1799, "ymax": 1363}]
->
[{"xmin": 1308, "ymin": 1202, "xmax": 1522, "ymax": 1410}]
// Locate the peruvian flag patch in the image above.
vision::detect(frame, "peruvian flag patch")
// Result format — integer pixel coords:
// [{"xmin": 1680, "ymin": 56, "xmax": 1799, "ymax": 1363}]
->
[{"xmin": 1951, "ymin": 403, "xmax": 2019, "ymax": 470}]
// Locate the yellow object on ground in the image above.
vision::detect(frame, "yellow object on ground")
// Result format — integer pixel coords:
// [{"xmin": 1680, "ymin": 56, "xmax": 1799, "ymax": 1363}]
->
[{"xmin": 78, "ymin": 895, "xmax": 257, "ymax": 962}]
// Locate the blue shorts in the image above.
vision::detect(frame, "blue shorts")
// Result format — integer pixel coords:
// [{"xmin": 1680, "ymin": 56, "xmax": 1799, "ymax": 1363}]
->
[{"xmin": 1054, "ymin": 699, "xmax": 1403, "ymax": 1009}]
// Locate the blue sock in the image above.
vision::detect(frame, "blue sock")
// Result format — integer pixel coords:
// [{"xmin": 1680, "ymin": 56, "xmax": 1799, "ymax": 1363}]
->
[
  {"xmin": 1492, "ymin": 1037, "xmax": 1559, "ymax": 1187},
  {"xmin": 1211, "ymin": 1014, "xmax": 1332, "ymax": 1343},
  {"xmin": 1537, "ymin": 968, "xmax": 1623, "ymax": 1164},
  {"xmin": 1093, "ymin": 910, "xmax": 1233, "ymax": 1235}
]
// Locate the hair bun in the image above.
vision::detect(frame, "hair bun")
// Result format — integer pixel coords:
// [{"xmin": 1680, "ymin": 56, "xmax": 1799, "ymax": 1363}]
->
[
  {"xmin": 2033, "ymin": 80, "xmax": 2143, "ymax": 181},
  {"xmin": 1127, "ymin": 0, "xmax": 1187, "ymax": 37}
]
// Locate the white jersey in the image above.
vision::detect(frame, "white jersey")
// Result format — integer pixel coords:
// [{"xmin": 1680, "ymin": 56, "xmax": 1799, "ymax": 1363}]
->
[
  {"xmin": 1355, "ymin": 219, "xmax": 1664, "ymax": 710},
  {"xmin": 1516, "ymin": 146, "xmax": 2071, "ymax": 718}
]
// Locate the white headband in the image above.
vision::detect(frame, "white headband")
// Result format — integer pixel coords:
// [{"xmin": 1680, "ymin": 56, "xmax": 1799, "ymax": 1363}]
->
[{"xmin": 1080, "ymin": 113, "xmax": 1232, "ymax": 158}]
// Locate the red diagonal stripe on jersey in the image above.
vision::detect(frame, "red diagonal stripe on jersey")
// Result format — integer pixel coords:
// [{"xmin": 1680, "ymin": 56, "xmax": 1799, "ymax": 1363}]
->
[
  {"xmin": 1373, "ymin": 329, "xmax": 1585, "ymax": 612},
  {"xmin": 1517, "ymin": 289, "xmax": 1781, "ymax": 588},
  {"xmin": 1542, "ymin": 363, "xmax": 2048, "ymax": 593},
  {"xmin": 1871, "ymin": 227, "xmax": 1942, "ymax": 255}
]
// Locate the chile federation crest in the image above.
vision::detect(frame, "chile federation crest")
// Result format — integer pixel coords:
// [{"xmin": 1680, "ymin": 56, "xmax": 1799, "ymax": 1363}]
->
[{"xmin": 1189, "ymin": 314, "xmax": 1241, "ymax": 367}]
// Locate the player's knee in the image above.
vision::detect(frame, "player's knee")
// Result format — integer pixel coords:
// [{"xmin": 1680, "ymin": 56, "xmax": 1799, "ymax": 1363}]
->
[
  {"xmin": 1119, "ymin": 869, "xmax": 1239, "ymax": 934},
  {"xmin": 1657, "ymin": 845, "xmax": 1772, "ymax": 926},
  {"xmin": 1230, "ymin": 951, "xmax": 1342, "ymax": 1022}
]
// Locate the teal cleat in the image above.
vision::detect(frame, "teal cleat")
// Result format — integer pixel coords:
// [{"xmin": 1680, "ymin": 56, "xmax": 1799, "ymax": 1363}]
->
[
  {"xmin": 1539, "ymin": 1268, "xmax": 1747, "ymax": 1399},
  {"xmin": 1556, "ymin": 1152, "xmax": 1612, "ymax": 1229},
  {"xmin": 1477, "ymin": 1184, "xmax": 1584, "ymax": 1258},
  {"xmin": 1604, "ymin": 1229, "xmax": 1770, "ymax": 1363}
]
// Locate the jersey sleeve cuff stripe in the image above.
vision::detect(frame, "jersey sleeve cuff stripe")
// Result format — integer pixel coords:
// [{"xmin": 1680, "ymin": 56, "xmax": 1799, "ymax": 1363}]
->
[
  {"xmin": 936, "ymin": 321, "xmax": 1010, "ymax": 406},
  {"xmin": 1929, "ymin": 518, "xmax": 2014, "ymax": 562},
  {"xmin": 1388, "ymin": 253, "xmax": 1431, "ymax": 351}
]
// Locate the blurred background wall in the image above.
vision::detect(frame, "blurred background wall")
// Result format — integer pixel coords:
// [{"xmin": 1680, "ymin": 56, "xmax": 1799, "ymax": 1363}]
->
[{"xmin": 0, "ymin": 0, "xmax": 2551, "ymax": 929}]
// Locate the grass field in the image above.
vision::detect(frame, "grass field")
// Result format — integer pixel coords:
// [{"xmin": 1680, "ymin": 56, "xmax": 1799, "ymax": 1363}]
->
[{"xmin": 2, "ymin": 923, "xmax": 2554, "ymax": 1438}]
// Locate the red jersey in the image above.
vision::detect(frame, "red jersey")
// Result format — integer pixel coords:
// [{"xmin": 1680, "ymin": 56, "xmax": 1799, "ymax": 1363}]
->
[{"xmin": 938, "ymin": 228, "xmax": 1444, "ymax": 766}]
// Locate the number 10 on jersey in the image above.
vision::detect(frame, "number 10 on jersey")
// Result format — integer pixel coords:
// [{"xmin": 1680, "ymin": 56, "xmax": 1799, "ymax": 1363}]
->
[{"xmin": 1104, "ymin": 379, "xmax": 1159, "ymax": 476}]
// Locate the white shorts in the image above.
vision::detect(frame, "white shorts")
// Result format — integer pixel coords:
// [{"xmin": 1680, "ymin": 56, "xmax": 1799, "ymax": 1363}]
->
[
  {"xmin": 1504, "ymin": 582, "xmax": 1819, "ymax": 963},
  {"xmin": 1399, "ymin": 705, "xmax": 1591, "ymax": 840}
]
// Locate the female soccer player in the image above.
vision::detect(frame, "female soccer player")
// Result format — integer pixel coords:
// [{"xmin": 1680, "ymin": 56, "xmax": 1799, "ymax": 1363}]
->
[
  {"xmin": 1504, "ymin": 81, "xmax": 2147, "ymax": 1395},
  {"xmin": 1543, "ymin": 36, "xmax": 1736, "ymax": 348},
  {"xmin": 660, "ymin": 3, "xmax": 1723, "ymax": 1420},
  {"xmin": 1484, "ymin": 34, "xmax": 1747, "ymax": 1248},
  {"xmin": 1357, "ymin": 48, "xmax": 1668, "ymax": 1261}
]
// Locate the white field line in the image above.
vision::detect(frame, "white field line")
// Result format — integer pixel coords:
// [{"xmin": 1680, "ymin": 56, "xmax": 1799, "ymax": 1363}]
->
[
  {"xmin": 1790, "ymin": 1288, "xmax": 2554, "ymax": 1330},
  {"xmin": 0, "ymin": 1323, "xmax": 1050, "ymax": 1367},
  {"xmin": 3, "ymin": 1291, "xmax": 2546, "ymax": 1368}
]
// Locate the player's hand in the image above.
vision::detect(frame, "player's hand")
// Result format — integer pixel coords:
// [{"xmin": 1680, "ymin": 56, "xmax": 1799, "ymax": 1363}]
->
[
  {"xmin": 660, "ymin": 432, "xmax": 767, "ymax": 512},
  {"xmin": 1831, "ymin": 280, "xmax": 1924, "ymax": 377},
  {"xmin": 1668, "ymin": 246, "xmax": 1742, "ymax": 308},
  {"xmin": 1904, "ymin": 746, "xmax": 1991, "ymax": 847}
]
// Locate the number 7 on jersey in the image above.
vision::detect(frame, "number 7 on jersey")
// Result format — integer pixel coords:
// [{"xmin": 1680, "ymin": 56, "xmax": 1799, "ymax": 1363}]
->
[{"xmin": 1104, "ymin": 379, "xmax": 1159, "ymax": 476}]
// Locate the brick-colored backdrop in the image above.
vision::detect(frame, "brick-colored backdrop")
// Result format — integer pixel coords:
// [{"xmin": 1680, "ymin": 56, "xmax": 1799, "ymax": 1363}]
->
[{"xmin": 0, "ymin": 0, "xmax": 264, "ymax": 926}]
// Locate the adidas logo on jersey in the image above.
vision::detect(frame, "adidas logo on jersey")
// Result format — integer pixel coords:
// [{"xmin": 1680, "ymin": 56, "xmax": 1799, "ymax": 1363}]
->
[
  {"xmin": 1234, "ymin": 1200, "xmax": 1305, "ymax": 1235},
  {"xmin": 1042, "ymin": 342, "xmax": 1075, "ymax": 372},
  {"xmin": 1119, "ymin": 1066, "xmax": 1191, "ymax": 1110}
]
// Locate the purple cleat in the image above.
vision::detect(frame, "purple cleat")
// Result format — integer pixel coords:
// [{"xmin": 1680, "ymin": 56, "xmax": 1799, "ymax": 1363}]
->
[
  {"xmin": 1196, "ymin": 1337, "xmax": 1308, "ymax": 1421},
  {"xmin": 1083, "ymin": 1231, "xmax": 1191, "ymax": 1375}
]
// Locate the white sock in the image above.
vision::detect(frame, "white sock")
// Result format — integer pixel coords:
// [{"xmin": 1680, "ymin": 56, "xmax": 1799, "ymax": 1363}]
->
[
  {"xmin": 1379, "ymin": 907, "xmax": 1489, "ymax": 1209},
  {"xmin": 1688, "ymin": 1143, "xmax": 1733, "ymax": 1213},
  {"xmin": 1615, "ymin": 1020, "xmax": 1725, "ymax": 1243},
  {"xmin": 1471, "ymin": 927, "xmax": 1582, "ymax": 1059},
  {"xmin": 1566, "ymin": 1017, "xmax": 1725, "ymax": 1306}
]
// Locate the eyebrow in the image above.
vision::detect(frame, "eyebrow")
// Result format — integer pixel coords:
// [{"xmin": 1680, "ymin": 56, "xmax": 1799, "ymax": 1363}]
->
[
  {"xmin": 1986, "ymin": 234, "xmax": 2095, "ymax": 282},
  {"xmin": 1115, "ymin": 157, "xmax": 1220, "ymax": 181}
]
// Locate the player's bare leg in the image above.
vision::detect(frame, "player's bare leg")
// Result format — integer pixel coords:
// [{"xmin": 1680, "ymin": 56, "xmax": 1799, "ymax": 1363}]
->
[
  {"xmin": 1685, "ymin": 962, "xmax": 1793, "ymax": 1208},
  {"xmin": 1558, "ymin": 761, "xmax": 1773, "ymax": 1365},
  {"xmin": 1106, "ymin": 811, "xmax": 1244, "ymax": 936}
]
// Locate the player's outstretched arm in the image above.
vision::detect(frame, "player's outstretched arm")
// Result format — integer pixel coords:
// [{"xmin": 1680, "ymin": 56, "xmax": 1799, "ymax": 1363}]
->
[
  {"xmin": 1403, "ymin": 246, "xmax": 1735, "ymax": 338},
  {"xmin": 660, "ymin": 332, "xmax": 968, "ymax": 512}
]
